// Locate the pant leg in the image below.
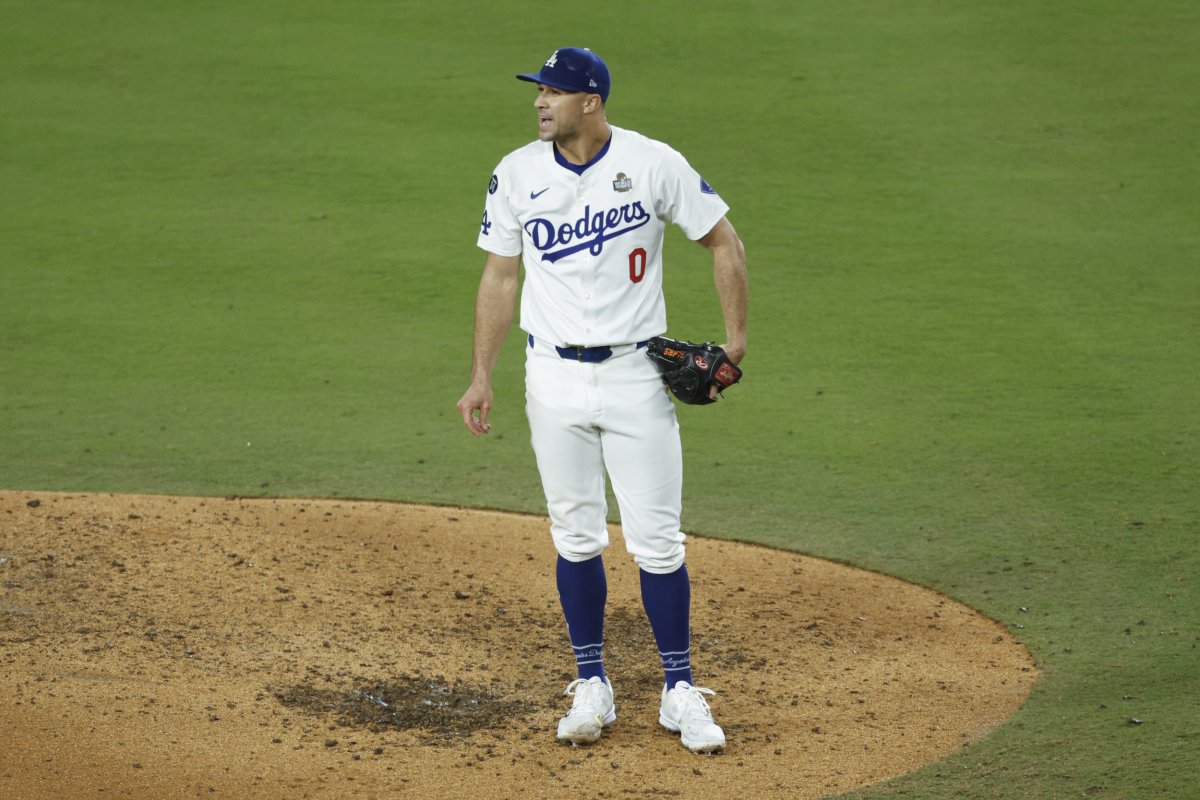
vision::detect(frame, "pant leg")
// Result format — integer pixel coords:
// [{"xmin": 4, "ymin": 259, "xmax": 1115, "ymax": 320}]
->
[
  {"xmin": 525, "ymin": 343, "xmax": 610, "ymax": 561},
  {"xmin": 595, "ymin": 350, "xmax": 686, "ymax": 573}
]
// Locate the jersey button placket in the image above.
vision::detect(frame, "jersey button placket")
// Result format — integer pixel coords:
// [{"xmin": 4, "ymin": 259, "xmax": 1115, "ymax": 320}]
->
[
  {"xmin": 580, "ymin": 257, "xmax": 596, "ymax": 340},
  {"xmin": 572, "ymin": 176, "xmax": 597, "ymax": 342},
  {"xmin": 576, "ymin": 168, "xmax": 599, "ymax": 415}
]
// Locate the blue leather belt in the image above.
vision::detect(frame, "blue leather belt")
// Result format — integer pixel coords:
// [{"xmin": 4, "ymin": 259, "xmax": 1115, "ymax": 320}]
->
[{"xmin": 529, "ymin": 335, "xmax": 649, "ymax": 363}]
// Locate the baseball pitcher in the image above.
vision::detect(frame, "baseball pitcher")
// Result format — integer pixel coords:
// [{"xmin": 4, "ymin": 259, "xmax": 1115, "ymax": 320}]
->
[{"xmin": 457, "ymin": 47, "xmax": 748, "ymax": 754}]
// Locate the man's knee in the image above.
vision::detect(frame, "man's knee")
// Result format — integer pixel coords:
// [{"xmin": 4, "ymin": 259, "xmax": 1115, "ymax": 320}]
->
[
  {"xmin": 628, "ymin": 539, "xmax": 685, "ymax": 574},
  {"xmin": 551, "ymin": 525, "xmax": 610, "ymax": 562}
]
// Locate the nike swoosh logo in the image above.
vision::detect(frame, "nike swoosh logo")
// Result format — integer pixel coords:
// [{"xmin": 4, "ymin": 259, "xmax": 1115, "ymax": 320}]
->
[{"xmin": 530, "ymin": 187, "xmax": 550, "ymax": 200}]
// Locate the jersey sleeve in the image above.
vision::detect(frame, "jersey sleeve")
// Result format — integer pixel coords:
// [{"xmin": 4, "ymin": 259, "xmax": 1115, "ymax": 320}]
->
[
  {"xmin": 654, "ymin": 146, "xmax": 730, "ymax": 241},
  {"xmin": 476, "ymin": 161, "xmax": 522, "ymax": 257}
]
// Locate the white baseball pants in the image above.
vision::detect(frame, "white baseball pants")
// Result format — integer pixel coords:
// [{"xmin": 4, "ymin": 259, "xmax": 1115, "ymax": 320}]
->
[{"xmin": 525, "ymin": 337, "xmax": 685, "ymax": 574}]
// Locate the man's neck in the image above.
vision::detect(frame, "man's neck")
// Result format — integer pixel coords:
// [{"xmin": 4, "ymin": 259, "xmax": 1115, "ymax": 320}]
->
[{"xmin": 555, "ymin": 123, "xmax": 612, "ymax": 166}]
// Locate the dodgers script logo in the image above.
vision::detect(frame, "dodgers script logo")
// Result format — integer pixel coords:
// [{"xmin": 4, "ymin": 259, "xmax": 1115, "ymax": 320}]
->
[{"xmin": 524, "ymin": 202, "xmax": 651, "ymax": 264}]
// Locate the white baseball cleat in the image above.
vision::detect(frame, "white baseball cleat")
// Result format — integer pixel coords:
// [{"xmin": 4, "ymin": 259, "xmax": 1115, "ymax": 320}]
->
[
  {"xmin": 556, "ymin": 676, "xmax": 616, "ymax": 744},
  {"xmin": 658, "ymin": 681, "xmax": 726, "ymax": 753}
]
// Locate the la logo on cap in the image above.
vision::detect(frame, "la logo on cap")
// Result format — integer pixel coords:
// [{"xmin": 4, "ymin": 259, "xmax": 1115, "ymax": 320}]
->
[{"xmin": 545, "ymin": 50, "xmax": 559, "ymax": 67}]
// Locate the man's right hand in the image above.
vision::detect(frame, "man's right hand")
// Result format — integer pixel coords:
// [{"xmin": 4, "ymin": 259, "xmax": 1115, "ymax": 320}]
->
[{"xmin": 456, "ymin": 382, "xmax": 494, "ymax": 436}]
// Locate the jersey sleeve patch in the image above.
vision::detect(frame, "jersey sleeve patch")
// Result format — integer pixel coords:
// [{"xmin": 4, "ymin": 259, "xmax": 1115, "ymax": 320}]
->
[
  {"xmin": 488, "ymin": 174, "xmax": 498, "ymax": 195},
  {"xmin": 700, "ymin": 177, "xmax": 716, "ymax": 195}
]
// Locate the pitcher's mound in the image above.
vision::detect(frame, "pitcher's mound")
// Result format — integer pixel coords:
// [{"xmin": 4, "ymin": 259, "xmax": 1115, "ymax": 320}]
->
[{"xmin": 0, "ymin": 492, "xmax": 1036, "ymax": 799}]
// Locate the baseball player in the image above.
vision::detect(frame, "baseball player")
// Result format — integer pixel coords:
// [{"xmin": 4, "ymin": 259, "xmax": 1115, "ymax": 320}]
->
[{"xmin": 456, "ymin": 47, "xmax": 747, "ymax": 754}]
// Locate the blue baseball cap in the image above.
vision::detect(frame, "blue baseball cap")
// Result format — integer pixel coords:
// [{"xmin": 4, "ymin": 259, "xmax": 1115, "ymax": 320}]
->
[{"xmin": 516, "ymin": 47, "xmax": 610, "ymax": 101}]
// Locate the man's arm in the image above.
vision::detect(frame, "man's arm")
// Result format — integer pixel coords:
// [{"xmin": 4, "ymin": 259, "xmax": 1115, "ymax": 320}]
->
[
  {"xmin": 456, "ymin": 252, "xmax": 522, "ymax": 435},
  {"xmin": 698, "ymin": 216, "xmax": 748, "ymax": 365}
]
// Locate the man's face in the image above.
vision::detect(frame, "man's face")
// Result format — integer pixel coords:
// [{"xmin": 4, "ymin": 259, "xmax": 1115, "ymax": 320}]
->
[{"xmin": 534, "ymin": 84, "xmax": 589, "ymax": 142}]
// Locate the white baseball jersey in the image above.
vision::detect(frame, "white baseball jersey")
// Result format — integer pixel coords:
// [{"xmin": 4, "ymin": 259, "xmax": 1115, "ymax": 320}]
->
[{"xmin": 478, "ymin": 125, "xmax": 729, "ymax": 348}]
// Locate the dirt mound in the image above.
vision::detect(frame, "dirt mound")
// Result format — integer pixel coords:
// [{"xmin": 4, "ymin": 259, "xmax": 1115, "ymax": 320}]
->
[{"xmin": 0, "ymin": 492, "xmax": 1036, "ymax": 799}]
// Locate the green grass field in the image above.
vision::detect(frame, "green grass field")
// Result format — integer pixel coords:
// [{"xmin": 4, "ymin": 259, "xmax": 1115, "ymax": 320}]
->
[{"xmin": 2, "ymin": 1, "xmax": 1197, "ymax": 797}]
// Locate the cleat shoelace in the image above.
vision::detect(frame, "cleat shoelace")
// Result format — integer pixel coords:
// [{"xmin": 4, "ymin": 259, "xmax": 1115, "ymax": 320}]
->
[
  {"xmin": 564, "ymin": 678, "xmax": 605, "ymax": 710},
  {"xmin": 675, "ymin": 685, "xmax": 716, "ymax": 720}
]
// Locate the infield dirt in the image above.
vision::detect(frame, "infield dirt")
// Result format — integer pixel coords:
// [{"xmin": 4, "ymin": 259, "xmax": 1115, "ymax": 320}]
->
[{"xmin": 0, "ymin": 492, "xmax": 1036, "ymax": 799}]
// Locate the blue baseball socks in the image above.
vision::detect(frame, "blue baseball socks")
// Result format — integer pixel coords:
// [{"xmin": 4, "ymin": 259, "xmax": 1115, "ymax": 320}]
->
[
  {"xmin": 639, "ymin": 563, "xmax": 694, "ymax": 687},
  {"xmin": 556, "ymin": 554, "xmax": 608, "ymax": 681},
  {"xmin": 558, "ymin": 556, "xmax": 696, "ymax": 688}
]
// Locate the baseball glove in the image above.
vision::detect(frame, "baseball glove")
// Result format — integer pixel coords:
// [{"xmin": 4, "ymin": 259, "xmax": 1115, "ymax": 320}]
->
[{"xmin": 645, "ymin": 336, "xmax": 743, "ymax": 405}]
